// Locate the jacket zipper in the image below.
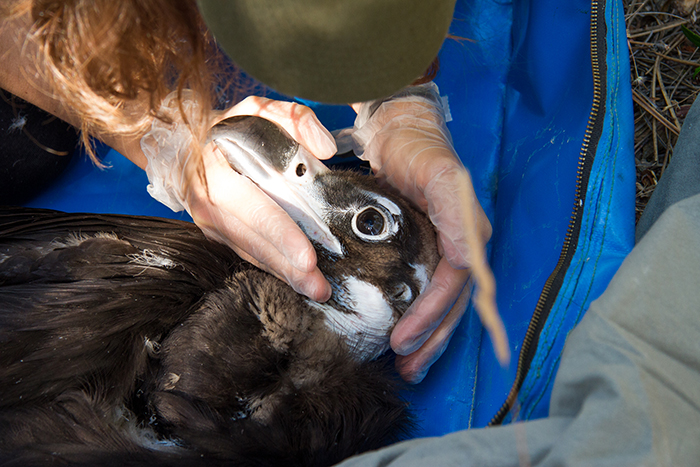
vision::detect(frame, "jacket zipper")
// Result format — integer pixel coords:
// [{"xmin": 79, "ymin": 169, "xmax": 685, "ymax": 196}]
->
[{"xmin": 489, "ymin": 0, "xmax": 607, "ymax": 426}]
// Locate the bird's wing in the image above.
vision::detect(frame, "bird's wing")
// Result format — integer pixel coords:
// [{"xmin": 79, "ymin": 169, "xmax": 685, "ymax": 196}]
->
[{"xmin": 0, "ymin": 207, "xmax": 242, "ymax": 405}]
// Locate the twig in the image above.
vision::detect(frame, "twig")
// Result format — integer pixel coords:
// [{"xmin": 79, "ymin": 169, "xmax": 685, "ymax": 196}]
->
[
  {"xmin": 628, "ymin": 19, "xmax": 691, "ymax": 38},
  {"xmin": 655, "ymin": 59, "xmax": 682, "ymax": 130},
  {"xmin": 655, "ymin": 52, "xmax": 700, "ymax": 67},
  {"xmin": 632, "ymin": 88, "xmax": 682, "ymax": 136}
]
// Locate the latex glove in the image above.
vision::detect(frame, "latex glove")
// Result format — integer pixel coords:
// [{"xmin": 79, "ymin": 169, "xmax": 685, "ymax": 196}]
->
[
  {"xmin": 141, "ymin": 93, "xmax": 336, "ymax": 302},
  {"xmin": 351, "ymin": 82, "xmax": 510, "ymax": 383}
]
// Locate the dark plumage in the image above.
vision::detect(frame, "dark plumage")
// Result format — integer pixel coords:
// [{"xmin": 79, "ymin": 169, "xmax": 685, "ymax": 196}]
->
[{"xmin": 0, "ymin": 117, "xmax": 439, "ymax": 467}]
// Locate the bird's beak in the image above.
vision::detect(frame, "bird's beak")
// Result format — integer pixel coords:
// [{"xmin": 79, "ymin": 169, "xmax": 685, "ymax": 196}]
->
[{"xmin": 207, "ymin": 116, "xmax": 344, "ymax": 257}]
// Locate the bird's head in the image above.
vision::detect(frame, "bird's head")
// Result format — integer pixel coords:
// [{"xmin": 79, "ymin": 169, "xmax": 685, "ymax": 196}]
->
[{"xmin": 208, "ymin": 116, "xmax": 439, "ymax": 359}]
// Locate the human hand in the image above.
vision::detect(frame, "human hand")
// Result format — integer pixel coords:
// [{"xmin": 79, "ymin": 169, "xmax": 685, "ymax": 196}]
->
[
  {"xmin": 351, "ymin": 83, "xmax": 510, "ymax": 383},
  {"xmin": 141, "ymin": 94, "xmax": 337, "ymax": 302}
]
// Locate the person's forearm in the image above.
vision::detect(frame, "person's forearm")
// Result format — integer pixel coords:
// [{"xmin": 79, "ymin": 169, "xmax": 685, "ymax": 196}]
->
[
  {"xmin": 100, "ymin": 133, "xmax": 148, "ymax": 169},
  {"xmin": 0, "ymin": 12, "xmax": 149, "ymax": 169}
]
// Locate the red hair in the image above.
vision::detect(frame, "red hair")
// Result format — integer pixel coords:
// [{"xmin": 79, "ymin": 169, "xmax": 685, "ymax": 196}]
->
[{"xmin": 3, "ymin": 0, "xmax": 241, "ymax": 163}]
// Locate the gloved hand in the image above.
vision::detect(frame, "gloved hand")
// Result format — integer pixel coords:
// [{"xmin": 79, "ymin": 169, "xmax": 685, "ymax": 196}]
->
[
  {"xmin": 351, "ymin": 82, "xmax": 510, "ymax": 383},
  {"xmin": 141, "ymin": 93, "xmax": 336, "ymax": 302}
]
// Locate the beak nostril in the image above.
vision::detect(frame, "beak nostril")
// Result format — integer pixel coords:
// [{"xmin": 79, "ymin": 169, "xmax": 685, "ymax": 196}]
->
[{"xmin": 296, "ymin": 163, "xmax": 307, "ymax": 177}]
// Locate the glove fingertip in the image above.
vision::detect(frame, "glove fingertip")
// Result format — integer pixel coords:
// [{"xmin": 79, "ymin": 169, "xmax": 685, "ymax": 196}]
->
[{"xmin": 297, "ymin": 274, "xmax": 332, "ymax": 302}]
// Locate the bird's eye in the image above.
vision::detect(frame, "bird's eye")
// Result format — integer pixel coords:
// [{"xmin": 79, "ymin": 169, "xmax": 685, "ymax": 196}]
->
[
  {"xmin": 352, "ymin": 206, "xmax": 394, "ymax": 241},
  {"xmin": 356, "ymin": 208, "xmax": 385, "ymax": 236}
]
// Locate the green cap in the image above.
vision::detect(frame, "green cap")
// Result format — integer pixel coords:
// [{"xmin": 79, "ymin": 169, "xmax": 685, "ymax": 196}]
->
[{"xmin": 196, "ymin": 0, "xmax": 456, "ymax": 104}]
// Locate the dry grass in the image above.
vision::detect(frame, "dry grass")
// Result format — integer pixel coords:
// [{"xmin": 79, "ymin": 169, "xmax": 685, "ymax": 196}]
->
[{"xmin": 626, "ymin": 0, "xmax": 700, "ymax": 221}]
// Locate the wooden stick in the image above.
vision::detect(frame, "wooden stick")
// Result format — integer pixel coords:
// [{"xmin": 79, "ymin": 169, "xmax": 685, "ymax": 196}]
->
[
  {"xmin": 632, "ymin": 88, "xmax": 682, "ymax": 137},
  {"xmin": 655, "ymin": 60, "xmax": 682, "ymax": 131}
]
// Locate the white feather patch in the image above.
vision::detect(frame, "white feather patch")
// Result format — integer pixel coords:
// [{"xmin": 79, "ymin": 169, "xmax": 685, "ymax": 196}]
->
[
  {"xmin": 310, "ymin": 277, "xmax": 395, "ymax": 360},
  {"xmin": 128, "ymin": 249, "xmax": 177, "ymax": 269},
  {"xmin": 411, "ymin": 263, "xmax": 430, "ymax": 293}
]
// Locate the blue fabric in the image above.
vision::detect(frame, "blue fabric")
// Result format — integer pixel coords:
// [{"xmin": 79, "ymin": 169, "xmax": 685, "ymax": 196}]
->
[
  {"xmin": 403, "ymin": 0, "xmax": 635, "ymax": 434},
  {"xmin": 25, "ymin": 142, "xmax": 191, "ymax": 220},
  {"xmin": 508, "ymin": 0, "xmax": 636, "ymax": 423},
  {"xmin": 23, "ymin": 0, "xmax": 635, "ymax": 442}
]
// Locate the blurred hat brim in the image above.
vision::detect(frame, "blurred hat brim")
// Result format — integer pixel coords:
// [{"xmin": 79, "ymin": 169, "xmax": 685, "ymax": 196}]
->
[{"xmin": 197, "ymin": 0, "xmax": 456, "ymax": 104}]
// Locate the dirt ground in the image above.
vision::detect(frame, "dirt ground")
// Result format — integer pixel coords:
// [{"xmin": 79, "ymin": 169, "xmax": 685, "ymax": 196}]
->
[{"xmin": 625, "ymin": 0, "xmax": 700, "ymax": 220}]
